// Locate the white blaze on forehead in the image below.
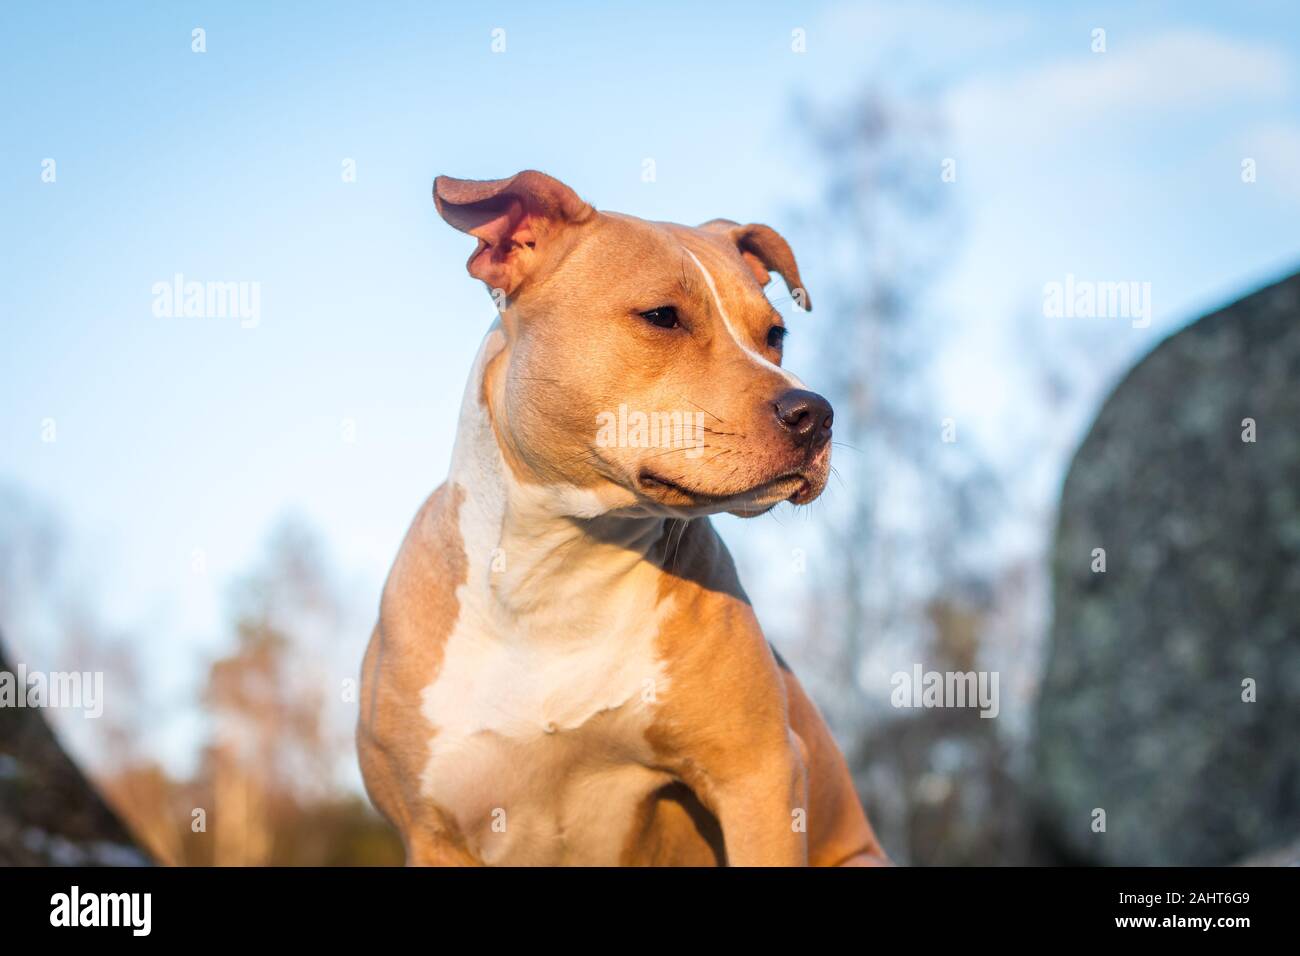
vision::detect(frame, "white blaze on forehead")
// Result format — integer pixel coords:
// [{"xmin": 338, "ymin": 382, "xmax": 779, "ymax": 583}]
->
[{"xmin": 683, "ymin": 247, "xmax": 803, "ymax": 388}]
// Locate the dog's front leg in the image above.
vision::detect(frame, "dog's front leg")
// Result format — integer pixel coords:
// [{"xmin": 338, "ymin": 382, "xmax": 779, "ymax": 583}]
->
[
  {"xmin": 404, "ymin": 829, "xmax": 482, "ymax": 867},
  {"xmin": 690, "ymin": 733, "xmax": 810, "ymax": 867}
]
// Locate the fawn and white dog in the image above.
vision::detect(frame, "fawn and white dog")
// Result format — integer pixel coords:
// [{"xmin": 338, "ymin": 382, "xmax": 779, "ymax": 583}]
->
[{"xmin": 358, "ymin": 171, "xmax": 886, "ymax": 866}]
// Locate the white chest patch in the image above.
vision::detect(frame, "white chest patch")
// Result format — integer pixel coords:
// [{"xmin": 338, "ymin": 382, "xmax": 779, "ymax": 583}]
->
[
  {"xmin": 415, "ymin": 325, "xmax": 673, "ymax": 865},
  {"xmin": 418, "ymin": 581, "xmax": 671, "ymax": 865}
]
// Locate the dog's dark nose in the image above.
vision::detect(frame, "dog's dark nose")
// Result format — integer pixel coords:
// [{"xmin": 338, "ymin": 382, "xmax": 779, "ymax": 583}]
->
[{"xmin": 774, "ymin": 389, "xmax": 833, "ymax": 450}]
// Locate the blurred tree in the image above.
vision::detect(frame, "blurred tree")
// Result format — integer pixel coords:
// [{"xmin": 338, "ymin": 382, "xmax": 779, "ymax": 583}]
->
[
  {"xmin": 786, "ymin": 87, "xmax": 1119, "ymax": 864},
  {"xmin": 0, "ymin": 485, "xmax": 401, "ymax": 866},
  {"xmin": 196, "ymin": 519, "xmax": 379, "ymax": 865},
  {"xmin": 790, "ymin": 88, "xmax": 999, "ymax": 739}
]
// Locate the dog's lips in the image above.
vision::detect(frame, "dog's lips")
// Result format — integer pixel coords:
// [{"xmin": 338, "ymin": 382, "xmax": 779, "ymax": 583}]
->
[
  {"xmin": 636, "ymin": 470, "xmax": 692, "ymax": 500},
  {"xmin": 635, "ymin": 470, "xmax": 719, "ymax": 507},
  {"xmin": 637, "ymin": 469, "xmax": 811, "ymax": 510},
  {"xmin": 786, "ymin": 476, "xmax": 816, "ymax": 504}
]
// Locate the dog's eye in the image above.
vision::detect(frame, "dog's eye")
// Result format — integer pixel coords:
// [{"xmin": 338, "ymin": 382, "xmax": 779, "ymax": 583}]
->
[
  {"xmin": 640, "ymin": 307, "xmax": 679, "ymax": 330},
  {"xmin": 767, "ymin": 325, "xmax": 787, "ymax": 349}
]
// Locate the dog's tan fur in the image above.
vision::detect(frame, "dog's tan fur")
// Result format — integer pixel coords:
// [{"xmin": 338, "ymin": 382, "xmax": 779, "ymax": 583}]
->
[{"xmin": 357, "ymin": 171, "xmax": 886, "ymax": 866}]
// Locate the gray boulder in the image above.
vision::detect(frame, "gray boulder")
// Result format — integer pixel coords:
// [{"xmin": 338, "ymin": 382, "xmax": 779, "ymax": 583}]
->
[{"xmin": 1034, "ymin": 270, "xmax": 1300, "ymax": 865}]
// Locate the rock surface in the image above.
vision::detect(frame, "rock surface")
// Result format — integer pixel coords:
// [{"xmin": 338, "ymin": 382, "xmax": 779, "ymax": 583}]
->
[
  {"xmin": 0, "ymin": 636, "xmax": 149, "ymax": 865},
  {"xmin": 1034, "ymin": 270, "xmax": 1300, "ymax": 865}
]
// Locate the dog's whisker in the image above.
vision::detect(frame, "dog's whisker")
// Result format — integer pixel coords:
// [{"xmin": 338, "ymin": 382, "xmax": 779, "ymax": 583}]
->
[
  {"xmin": 669, "ymin": 517, "xmax": 688, "ymax": 574},
  {"xmin": 685, "ymin": 399, "xmax": 727, "ymax": 425},
  {"xmin": 639, "ymin": 443, "xmax": 714, "ymax": 464}
]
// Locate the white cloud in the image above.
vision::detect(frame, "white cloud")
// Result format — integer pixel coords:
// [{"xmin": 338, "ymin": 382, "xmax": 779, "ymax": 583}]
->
[{"xmin": 947, "ymin": 29, "xmax": 1293, "ymax": 145}]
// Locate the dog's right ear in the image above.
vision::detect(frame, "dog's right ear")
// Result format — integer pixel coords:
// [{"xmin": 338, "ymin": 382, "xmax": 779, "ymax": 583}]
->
[
  {"xmin": 700, "ymin": 219, "xmax": 812, "ymax": 312},
  {"xmin": 434, "ymin": 170, "xmax": 593, "ymax": 298}
]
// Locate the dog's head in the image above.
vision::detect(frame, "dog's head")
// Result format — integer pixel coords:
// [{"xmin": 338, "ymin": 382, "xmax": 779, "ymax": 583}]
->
[{"xmin": 435, "ymin": 170, "xmax": 832, "ymax": 519}]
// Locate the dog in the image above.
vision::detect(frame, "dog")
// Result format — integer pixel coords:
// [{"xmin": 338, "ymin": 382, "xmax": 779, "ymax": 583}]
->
[{"xmin": 357, "ymin": 170, "xmax": 886, "ymax": 866}]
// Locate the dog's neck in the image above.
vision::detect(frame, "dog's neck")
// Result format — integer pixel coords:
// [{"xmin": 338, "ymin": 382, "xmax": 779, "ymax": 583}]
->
[{"xmin": 445, "ymin": 323, "xmax": 669, "ymax": 624}]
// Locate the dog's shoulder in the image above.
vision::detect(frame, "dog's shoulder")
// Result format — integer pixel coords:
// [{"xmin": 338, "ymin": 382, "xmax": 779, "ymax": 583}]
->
[
  {"xmin": 364, "ymin": 481, "xmax": 469, "ymax": 713},
  {"xmin": 380, "ymin": 481, "xmax": 468, "ymax": 628},
  {"xmin": 358, "ymin": 481, "xmax": 476, "ymax": 848}
]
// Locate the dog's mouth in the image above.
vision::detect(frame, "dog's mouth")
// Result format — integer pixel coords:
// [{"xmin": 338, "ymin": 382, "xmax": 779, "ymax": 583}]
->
[{"xmin": 636, "ymin": 469, "xmax": 815, "ymax": 513}]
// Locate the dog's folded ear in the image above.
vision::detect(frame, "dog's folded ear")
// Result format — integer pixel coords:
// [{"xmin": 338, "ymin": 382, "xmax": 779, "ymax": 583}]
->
[
  {"xmin": 700, "ymin": 219, "xmax": 811, "ymax": 312},
  {"xmin": 434, "ymin": 170, "xmax": 594, "ymax": 298}
]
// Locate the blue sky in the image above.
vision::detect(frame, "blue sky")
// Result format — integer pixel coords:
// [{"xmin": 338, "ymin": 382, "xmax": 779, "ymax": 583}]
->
[{"xmin": 3, "ymin": 1, "xmax": 1299, "ymax": 772}]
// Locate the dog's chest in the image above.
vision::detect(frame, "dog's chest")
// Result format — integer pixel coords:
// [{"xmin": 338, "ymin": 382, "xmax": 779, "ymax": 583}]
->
[{"xmin": 419, "ymin": 598, "xmax": 670, "ymax": 865}]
